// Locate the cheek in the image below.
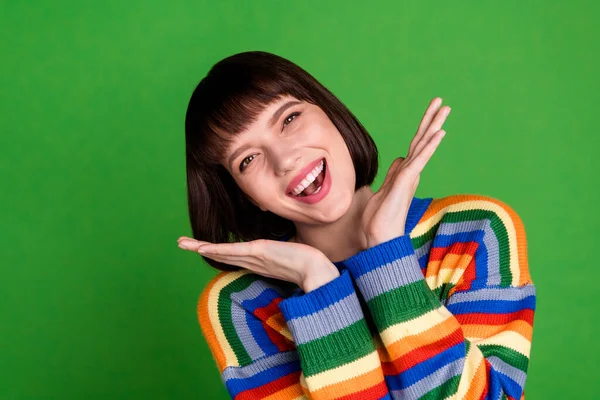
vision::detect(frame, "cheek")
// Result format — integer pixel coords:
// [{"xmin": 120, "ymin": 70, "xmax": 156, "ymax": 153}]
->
[{"xmin": 244, "ymin": 180, "xmax": 276, "ymax": 205}]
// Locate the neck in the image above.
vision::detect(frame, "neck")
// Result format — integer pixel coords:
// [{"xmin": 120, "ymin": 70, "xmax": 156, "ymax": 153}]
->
[{"xmin": 293, "ymin": 185, "xmax": 374, "ymax": 263}]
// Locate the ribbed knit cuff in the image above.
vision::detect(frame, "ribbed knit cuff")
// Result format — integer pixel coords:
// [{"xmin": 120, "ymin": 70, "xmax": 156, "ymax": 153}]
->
[
  {"xmin": 278, "ymin": 270, "xmax": 376, "ymax": 376},
  {"xmin": 344, "ymin": 234, "xmax": 441, "ymax": 322}
]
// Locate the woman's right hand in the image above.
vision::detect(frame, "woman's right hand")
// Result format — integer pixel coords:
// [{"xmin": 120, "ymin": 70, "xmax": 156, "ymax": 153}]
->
[{"xmin": 177, "ymin": 236, "xmax": 340, "ymax": 292}]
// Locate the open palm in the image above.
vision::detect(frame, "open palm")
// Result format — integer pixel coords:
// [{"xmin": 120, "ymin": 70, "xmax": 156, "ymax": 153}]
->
[{"xmin": 362, "ymin": 98, "xmax": 451, "ymax": 248}]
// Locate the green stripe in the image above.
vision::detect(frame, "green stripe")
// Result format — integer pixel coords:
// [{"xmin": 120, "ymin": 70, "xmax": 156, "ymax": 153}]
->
[
  {"xmin": 433, "ymin": 282, "xmax": 456, "ymax": 302},
  {"xmin": 413, "ymin": 208, "xmax": 513, "ymax": 287},
  {"xmin": 478, "ymin": 343, "xmax": 530, "ymax": 372},
  {"xmin": 411, "ymin": 220, "xmax": 438, "ymax": 249},
  {"xmin": 421, "ymin": 374, "xmax": 460, "ymax": 399},
  {"xmin": 448, "ymin": 209, "xmax": 512, "ymax": 286},
  {"xmin": 367, "ymin": 279, "xmax": 441, "ymax": 331},
  {"xmin": 296, "ymin": 319, "xmax": 375, "ymax": 376},
  {"xmin": 218, "ymin": 273, "xmax": 261, "ymax": 366}
]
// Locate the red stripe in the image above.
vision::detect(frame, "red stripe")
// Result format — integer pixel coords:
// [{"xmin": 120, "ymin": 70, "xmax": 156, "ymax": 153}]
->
[
  {"xmin": 455, "ymin": 309, "xmax": 534, "ymax": 326},
  {"xmin": 236, "ymin": 371, "xmax": 301, "ymax": 400},
  {"xmin": 460, "ymin": 255, "xmax": 478, "ymax": 291},
  {"xmin": 253, "ymin": 298, "xmax": 281, "ymax": 321},
  {"xmin": 429, "ymin": 240, "xmax": 478, "ymax": 261},
  {"xmin": 253, "ymin": 298, "xmax": 295, "ymax": 351},
  {"xmin": 381, "ymin": 327, "xmax": 464, "ymax": 375},
  {"xmin": 262, "ymin": 321, "xmax": 295, "ymax": 351},
  {"xmin": 430, "ymin": 241, "xmax": 479, "ymax": 291}
]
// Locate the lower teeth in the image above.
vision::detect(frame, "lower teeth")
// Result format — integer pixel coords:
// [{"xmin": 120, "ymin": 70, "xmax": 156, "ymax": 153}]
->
[{"xmin": 298, "ymin": 183, "xmax": 322, "ymax": 197}]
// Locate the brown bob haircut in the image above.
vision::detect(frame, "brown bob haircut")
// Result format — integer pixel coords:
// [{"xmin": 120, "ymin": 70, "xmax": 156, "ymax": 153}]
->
[{"xmin": 184, "ymin": 51, "xmax": 379, "ymax": 272}]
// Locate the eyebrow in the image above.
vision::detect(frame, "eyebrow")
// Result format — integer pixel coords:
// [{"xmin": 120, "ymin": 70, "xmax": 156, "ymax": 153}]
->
[
  {"xmin": 268, "ymin": 100, "xmax": 302, "ymax": 129},
  {"xmin": 227, "ymin": 100, "xmax": 302, "ymax": 170}
]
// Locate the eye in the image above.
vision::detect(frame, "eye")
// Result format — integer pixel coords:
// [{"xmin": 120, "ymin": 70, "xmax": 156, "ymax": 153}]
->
[
  {"xmin": 282, "ymin": 111, "xmax": 301, "ymax": 128},
  {"xmin": 239, "ymin": 154, "xmax": 256, "ymax": 173}
]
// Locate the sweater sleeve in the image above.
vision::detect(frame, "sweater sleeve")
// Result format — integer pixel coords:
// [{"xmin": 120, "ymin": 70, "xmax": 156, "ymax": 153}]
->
[
  {"xmin": 198, "ymin": 268, "xmax": 391, "ymax": 399},
  {"xmin": 342, "ymin": 195, "xmax": 536, "ymax": 400}
]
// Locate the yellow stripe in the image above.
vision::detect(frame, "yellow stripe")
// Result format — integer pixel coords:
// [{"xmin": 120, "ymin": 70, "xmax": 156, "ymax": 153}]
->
[
  {"xmin": 303, "ymin": 350, "xmax": 381, "ymax": 391},
  {"xmin": 265, "ymin": 313, "xmax": 293, "ymax": 342},
  {"xmin": 206, "ymin": 270, "xmax": 254, "ymax": 369},
  {"xmin": 413, "ymin": 197, "xmax": 522, "ymax": 286},
  {"xmin": 425, "ymin": 253, "xmax": 472, "ymax": 278},
  {"xmin": 380, "ymin": 305, "xmax": 451, "ymax": 345},
  {"xmin": 469, "ymin": 330, "xmax": 531, "ymax": 357},
  {"xmin": 448, "ymin": 341, "xmax": 486, "ymax": 400},
  {"xmin": 425, "ymin": 266, "xmax": 468, "ymax": 288}
]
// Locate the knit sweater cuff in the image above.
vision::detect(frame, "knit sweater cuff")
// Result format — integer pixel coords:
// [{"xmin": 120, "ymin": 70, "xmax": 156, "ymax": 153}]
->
[
  {"xmin": 278, "ymin": 270, "xmax": 376, "ymax": 375},
  {"xmin": 343, "ymin": 234, "xmax": 441, "ymax": 318}
]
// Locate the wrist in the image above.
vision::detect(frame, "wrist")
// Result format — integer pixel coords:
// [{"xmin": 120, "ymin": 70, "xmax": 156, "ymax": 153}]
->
[
  {"xmin": 301, "ymin": 258, "xmax": 340, "ymax": 293},
  {"xmin": 366, "ymin": 230, "xmax": 405, "ymax": 248}
]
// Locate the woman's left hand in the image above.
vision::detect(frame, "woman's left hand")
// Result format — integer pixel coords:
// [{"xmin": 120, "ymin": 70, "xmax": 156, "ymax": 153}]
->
[{"xmin": 361, "ymin": 98, "xmax": 451, "ymax": 248}]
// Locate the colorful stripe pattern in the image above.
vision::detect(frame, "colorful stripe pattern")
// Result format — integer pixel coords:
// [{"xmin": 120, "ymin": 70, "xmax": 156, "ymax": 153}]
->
[{"xmin": 197, "ymin": 194, "xmax": 536, "ymax": 399}]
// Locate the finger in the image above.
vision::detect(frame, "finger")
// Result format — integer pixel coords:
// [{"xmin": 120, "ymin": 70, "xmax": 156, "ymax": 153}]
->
[
  {"xmin": 405, "ymin": 129, "xmax": 446, "ymax": 174},
  {"xmin": 410, "ymin": 106, "xmax": 451, "ymax": 159},
  {"xmin": 407, "ymin": 98, "xmax": 442, "ymax": 156},
  {"xmin": 177, "ymin": 236, "xmax": 202, "ymax": 245},
  {"xmin": 200, "ymin": 251, "xmax": 261, "ymax": 271},
  {"xmin": 197, "ymin": 239, "xmax": 265, "ymax": 258},
  {"xmin": 178, "ymin": 238, "xmax": 212, "ymax": 251},
  {"xmin": 199, "ymin": 251, "xmax": 279, "ymax": 278}
]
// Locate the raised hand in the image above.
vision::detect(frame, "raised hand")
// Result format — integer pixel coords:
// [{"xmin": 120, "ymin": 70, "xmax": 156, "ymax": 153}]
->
[
  {"xmin": 177, "ymin": 236, "xmax": 340, "ymax": 293},
  {"xmin": 361, "ymin": 97, "xmax": 451, "ymax": 248}
]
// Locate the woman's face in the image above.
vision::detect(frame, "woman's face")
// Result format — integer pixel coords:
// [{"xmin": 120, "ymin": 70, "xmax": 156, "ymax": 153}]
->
[{"xmin": 222, "ymin": 95, "xmax": 356, "ymax": 225}]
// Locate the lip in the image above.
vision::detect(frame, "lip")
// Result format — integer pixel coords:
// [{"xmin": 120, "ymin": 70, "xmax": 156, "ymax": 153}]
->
[
  {"xmin": 285, "ymin": 158, "xmax": 331, "ymax": 204},
  {"xmin": 285, "ymin": 157, "xmax": 325, "ymax": 195}
]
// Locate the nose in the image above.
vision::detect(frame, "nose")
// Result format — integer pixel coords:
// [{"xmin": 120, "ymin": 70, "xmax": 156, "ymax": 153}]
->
[{"xmin": 272, "ymin": 146, "xmax": 300, "ymax": 177}]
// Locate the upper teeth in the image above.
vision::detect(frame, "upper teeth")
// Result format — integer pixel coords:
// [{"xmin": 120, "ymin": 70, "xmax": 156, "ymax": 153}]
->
[{"xmin": 292, "ymin": 160, "xmax": 324, "ymax": 195}]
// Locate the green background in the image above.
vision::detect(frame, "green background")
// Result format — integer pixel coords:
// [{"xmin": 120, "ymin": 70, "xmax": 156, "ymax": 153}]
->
[{"xmin": 2, "ymin": 1, "xmax": 598, "ymax": 399}]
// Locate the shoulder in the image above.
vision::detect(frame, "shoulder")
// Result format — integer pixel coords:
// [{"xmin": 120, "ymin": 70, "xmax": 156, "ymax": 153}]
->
[
  {"xmin": 415, "ymin": 193, "xmax": 526, "ymax": 238},
  {"xmin": 414, "ymin": 193, "xmax": 530, "ymax": 287},
  {"xmin": 196, "ymin": 270, "xmax": 257, "ymax": 372},
  {"xmin": 197, "ymin": 270, "xmax": 297, "ymax": 371}
]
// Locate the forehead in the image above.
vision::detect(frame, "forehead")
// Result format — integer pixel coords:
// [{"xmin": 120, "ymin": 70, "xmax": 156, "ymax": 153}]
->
[
  {"xmin": 231, "ymin": 95, "xmax": 304, "ymax": 139},
  {"xmin": 251, "ymin": 95, "xmax": 302, "ymax": 126}
]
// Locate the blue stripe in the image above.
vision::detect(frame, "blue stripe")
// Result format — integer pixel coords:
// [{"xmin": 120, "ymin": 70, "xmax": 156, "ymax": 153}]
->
[
  {"xmin": 385, "ymin": 341, "xmax": 466, "ymax": 390},
  {"xmin": 446, "ymin": 296, "xmax": 536, "ymax": 315},
  {"xmin": 278, "ymin": 270, "xmax": 356, "ymax": 319},
  {"xmin": 485, "ymin": 367, "xmax": 505, "ymax": 400},
  {"xmin": 245, "ymin": 311, "xmax": 280, "ymax": 355},
  {"xmin": 225, "ymin": 359, "xmax": 301, "ymax": 396},
  {"xmin": 345, "ymin": 234, "xmax": 416, "ymax": 278},
  {"xmin": 433, "ymin": 228, "xmax": 489, "ymax": 290},
  {"xmin": 241, "ymin": 287, "xmax": 280, "ymax": 313},
  {"xmin": 495, "ymin": 368, "xmax": 523, "ymax": 398}
]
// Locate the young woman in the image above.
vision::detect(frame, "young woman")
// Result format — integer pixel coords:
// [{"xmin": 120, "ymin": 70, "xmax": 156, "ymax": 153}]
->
[{"xmin": 178, "ymin": 51, "xmax": 536, "ymax": 400}]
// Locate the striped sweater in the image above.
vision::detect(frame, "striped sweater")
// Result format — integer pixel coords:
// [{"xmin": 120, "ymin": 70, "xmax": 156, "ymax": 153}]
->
[{"xmin": 198, "ymin": 194, "xmax": 536, "ymax": 400}]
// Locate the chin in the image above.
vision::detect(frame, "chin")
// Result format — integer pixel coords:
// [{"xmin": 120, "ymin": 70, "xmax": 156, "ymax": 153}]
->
[{"xmin": 313, "ymin": 190, "xmax": 354, "ymax": 224}]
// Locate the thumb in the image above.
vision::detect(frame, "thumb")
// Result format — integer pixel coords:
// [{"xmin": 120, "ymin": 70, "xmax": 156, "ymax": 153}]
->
[{"xmin": 381, "ymin": 156, "xmax": 405, "ymax": 189}]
